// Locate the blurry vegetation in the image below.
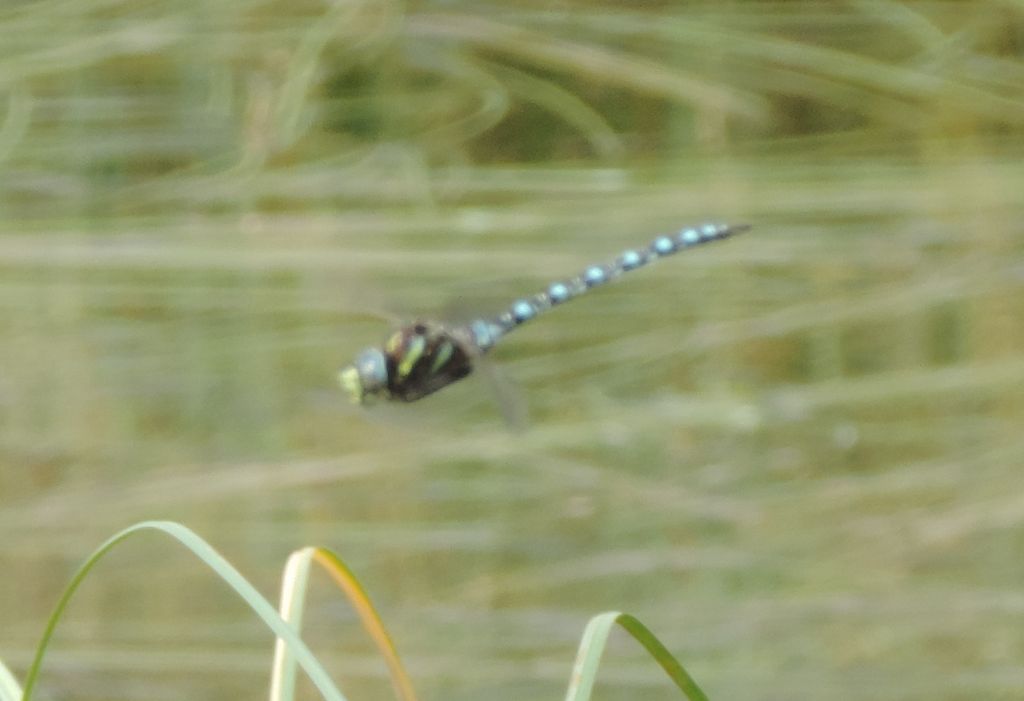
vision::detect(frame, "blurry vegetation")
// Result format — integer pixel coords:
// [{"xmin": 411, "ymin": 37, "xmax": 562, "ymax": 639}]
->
[
  {"xmin": 1, "ymin": 2, "xmax": 1024, "ymax": 700},
  {"xmin": 9, "ymin": 521, "xmax": 711, "ymax": 701}
]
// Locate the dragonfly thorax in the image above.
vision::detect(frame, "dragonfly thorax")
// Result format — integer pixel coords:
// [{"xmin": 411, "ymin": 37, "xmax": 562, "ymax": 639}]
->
[{"xmin": 338, "ymin": 322, "xmax": 476, "ymax": 404}]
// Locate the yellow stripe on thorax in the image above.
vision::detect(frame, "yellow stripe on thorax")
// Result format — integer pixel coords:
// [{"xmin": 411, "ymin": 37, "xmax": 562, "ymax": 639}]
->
[
  {"xmin": 396, "ymin": 335, "xmax": 426, "ymax": 379},
  {"xmin": 385, "ymin": 331, "xmax": 404, "ymax": 355},
  {"xmin": 429, "ymin": 340, "xmax": 454, "ymax": 374}
]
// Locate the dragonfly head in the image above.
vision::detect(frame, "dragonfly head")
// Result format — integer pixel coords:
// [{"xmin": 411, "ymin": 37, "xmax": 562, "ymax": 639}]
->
[{"xmin": 338, "ymin": 347, "xmax": 389, "ymax": 403}]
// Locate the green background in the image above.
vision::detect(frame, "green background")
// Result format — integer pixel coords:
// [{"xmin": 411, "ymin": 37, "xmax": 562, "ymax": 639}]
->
[{"xmin": 2, "ymin": 2, "xmax": 1024, "ymax": 699}]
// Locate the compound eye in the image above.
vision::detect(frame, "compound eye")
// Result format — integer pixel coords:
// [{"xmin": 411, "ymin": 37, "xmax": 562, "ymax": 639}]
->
[{"xmin": 355, "ymin": 348, "xmax": 388, "ymax": 392}]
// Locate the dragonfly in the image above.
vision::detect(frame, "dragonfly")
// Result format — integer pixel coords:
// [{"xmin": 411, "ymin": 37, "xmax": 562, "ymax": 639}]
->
[{"xmin": 338, "ymin": 221, "xmax": 750, "ymax": 404}]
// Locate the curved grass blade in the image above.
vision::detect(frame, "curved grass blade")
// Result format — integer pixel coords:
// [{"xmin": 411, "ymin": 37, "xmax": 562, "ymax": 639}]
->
[
  {"xmin": 271, "ymin": 547, "xmax": 419, "ymax": 701},
  {"xmin": 0, "ymin": 658, "xmax": 22, "ymax": 701},
  {"xmin": 270, "ymin": 548, "xmax": 313, "ymax": 701},
  {"xmin": 483, "ymin": 61, "xmax": 624, "ymax": 158},
  {"xmin": 564, "ymin": 611, "xmax": 709, "ymax": 701},
  {"xmin": 20, "ymin": 521, "xmax": 348, "ymax": 701}
]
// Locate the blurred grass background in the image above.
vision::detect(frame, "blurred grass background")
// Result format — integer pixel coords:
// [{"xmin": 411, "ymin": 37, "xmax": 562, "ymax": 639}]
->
[{"xmin": 2, "ymin": 1, "xmax": 1024, "ymax": 699}]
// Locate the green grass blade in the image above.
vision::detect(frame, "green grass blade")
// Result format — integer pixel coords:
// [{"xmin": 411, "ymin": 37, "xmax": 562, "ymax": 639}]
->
[
  {"xmin": 0, "ymin": 658, "xmax": 22, "ymax": 701},
  {"xmin": 564, "ymin": 611, "xmax": 709, "ymax": 701},
  {"xmin": 271, "ymin": 547, "xmax": 419, "ymax": 701},
  {"xmin": 20, "ymin": 520, "xmax": 348, "ymax": 701}
]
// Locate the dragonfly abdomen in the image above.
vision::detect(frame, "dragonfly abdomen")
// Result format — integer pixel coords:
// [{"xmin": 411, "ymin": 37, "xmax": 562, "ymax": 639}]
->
[{"xmin": 468, "ymin": 221, "xmax": 749, "ymax": 352}]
